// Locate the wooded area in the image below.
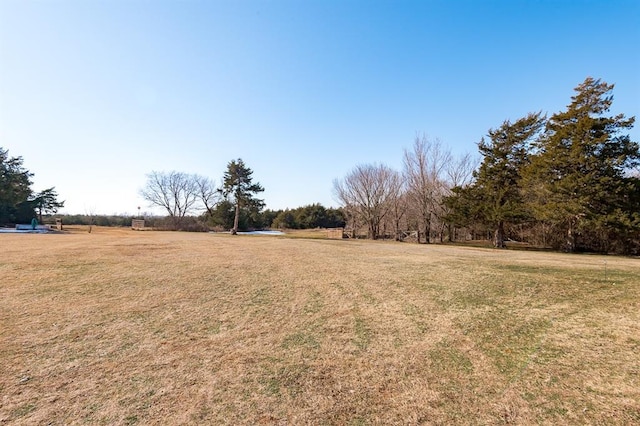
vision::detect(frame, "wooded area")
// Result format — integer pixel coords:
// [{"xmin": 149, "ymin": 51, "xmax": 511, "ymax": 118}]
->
[{"xmin": 334, "ymin": 78, "xmax": 639, "ymax": 254}]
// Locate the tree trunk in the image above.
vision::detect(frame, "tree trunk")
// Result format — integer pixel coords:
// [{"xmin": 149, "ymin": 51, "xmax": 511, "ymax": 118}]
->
[
  {"xmin": 566, "ymin": 219, "xmax": 576, "ymax": 252},
  {"xmin": 494, "ymin": 221, "xmax": 505, "ymax": 248},
  {"xmin": 171, "ymin": 215, "xmax": 180, "ymax": 231},
  {"xmin": 423, "ymin": 221, "xmax": 430, "ymax": 244},
  {"xmin": 231, "ymin": 201, "xmax": 240, "ymax": 235},
  {"xmin": 368, "ymin": 221, "xmax": 378, "ymax": 240}
]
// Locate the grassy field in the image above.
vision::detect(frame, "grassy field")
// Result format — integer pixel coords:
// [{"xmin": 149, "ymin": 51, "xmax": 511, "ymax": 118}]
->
[{"xmin": 1, "ymin": 228, "xmax": 638, "ymax": 425}]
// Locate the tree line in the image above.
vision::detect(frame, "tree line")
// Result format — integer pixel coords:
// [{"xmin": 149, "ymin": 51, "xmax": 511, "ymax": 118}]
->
[
  {"xmin": 0, "ymin": 151, "xmax": 344, "ymax": 231},
  {"xmin": 334, "ymin": 78, "xmax": 640, "ymax": 254},
  {"xmin": 333, "ymin": 138, "xmax": 475, "ymax": 242},
  {"xmin": 0, "ymin": 148, "xmax": 64, "ymax": 225},
  {"xmin": 140, "ymin": 158, "xmax": 345, "ymax": 232}
]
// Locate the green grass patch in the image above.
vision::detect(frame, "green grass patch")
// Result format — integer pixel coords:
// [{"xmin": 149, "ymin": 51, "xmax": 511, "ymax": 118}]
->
[
  {"xmin": 282, "ymin": 331, "xmax": 320, "ymax": 350},
  {"xmin": 303, "ymin": 291, "xmax": 324, "ymax": 314},
  {"xmin": 429, "ymin": 340, "xmax": 474, "ymax": 374},
  {"xmin": 403, "ymin": 303, "xmax": 430, "ymax": 333},
  {"xmin": 459, "ymin": 308, "xmax": 551, "ymax": 378},
  {"xmin": 260, "ymin": 364, "xmax": 309, "ymax": 398},
  {"xmin": 353, "ymin": 315, "xmax": 372, "ymax": 351},
  {"xmin": 11, "ymin": 403, "xmax": 36, "ymax": 419}
]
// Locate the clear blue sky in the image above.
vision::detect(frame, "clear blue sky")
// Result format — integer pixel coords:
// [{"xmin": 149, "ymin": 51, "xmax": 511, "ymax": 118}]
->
[{"xmin": 1, "ymin": 0, "xmax": 638, "ymax": 215}]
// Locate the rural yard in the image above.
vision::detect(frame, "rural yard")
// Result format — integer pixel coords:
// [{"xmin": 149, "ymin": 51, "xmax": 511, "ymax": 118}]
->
[{"xmin": 1, "ymin": 228, "xmax": 639, "ymax": 424}]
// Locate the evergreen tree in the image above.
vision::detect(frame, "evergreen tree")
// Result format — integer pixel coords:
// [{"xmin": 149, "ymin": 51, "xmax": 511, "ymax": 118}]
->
[
  {"xmin": 222, "ymin": 159, "xmax": 264, "ymax": 234},
  {"xmin": 271, "ymin": 205, "xmax": 345, "ymax": 229},
  {"xmin": 207, "ymin": 199, "xmax": 236, "ymax": 229},
  {"xmin": 33, "ymin": 187, "xmax": 65, "ymax": 223},
  {"xmin": 258, "ymin": 209, "xmax": 280, "ymax": 229},
  {"xmin": 0, "ymin": 147, "xmax": 35, "ymax": 224},
  {"xmin": 525, "ymin": 77, "xmax": 639, "ymax": 252},
  {"xmin": 272, "ymin": 209, "xmax": 297, "ymax": 229},
  {"xmin": 446, "ymin": 113, "xmax": 545, "ymax": 248}
]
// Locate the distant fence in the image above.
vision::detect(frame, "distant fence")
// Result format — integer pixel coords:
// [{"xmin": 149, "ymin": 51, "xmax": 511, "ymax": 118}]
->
[
  {"xmin": 131, "ymin": 219, "xmax": 145, "ymax": 230},
  {"xmin": 327, "ymin": 227, "xmax": 345, "ymax": 239}
]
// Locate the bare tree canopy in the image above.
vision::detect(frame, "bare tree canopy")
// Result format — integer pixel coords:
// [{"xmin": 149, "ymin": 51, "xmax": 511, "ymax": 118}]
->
[
  {"xmin": 333, "ymin": 163, "xmax": 399, "ymax": 240},
  {"xmin": 194, "ymin": 175, "xmax": 219, "ymax": 217},
  {"xmin": 445, "ymin": 152, "xmax": 477, "ymax": 189},
  {"xmin": 403, "ymin": 136, "xmax": 451, "ymax": 243},
  {"xmin": 386, "ymin": 169, "xmax": 406, "ymax": 241},
  {"xmin": 140, "ymin": 171, "xmax": 200, "ymax": 229}
]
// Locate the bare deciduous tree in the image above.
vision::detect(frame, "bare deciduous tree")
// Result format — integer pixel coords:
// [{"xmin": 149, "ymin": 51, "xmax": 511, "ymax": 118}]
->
[
  {"xmin": 333, "ymin": 163, "xmax": 398, "ymax": 240},
  {"xmin": 403, "ymin": 135, "xmax": 451, "ymax": 243},
  {"xmin": 194, "ymin": 175, "xmax": 220, "ymax": 218},
  {"xmin": 446, "ymin": 152, "xmax": 477, "ymax": 189},
  {"xmin": 386, "ymin": 169, "xmax": 406, "ymax": 241},
  {"xmin": 85, "ymin": 205, "xmax": 96, "ymax": 234},
  {"xmin": 140, "ymin": 171, "xmax": 200, "ymax": 230},
  {"xmin": 442, "ymin": 152, "xmax": 478, "ymax": 241}
]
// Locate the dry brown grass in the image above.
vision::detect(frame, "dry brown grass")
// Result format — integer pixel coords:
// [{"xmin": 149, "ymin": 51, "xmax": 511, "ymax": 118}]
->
[
  {"xmin": 1, "ymin": 227, "xmax": 638, "ymax": 425},
  {"xmin": 278, "ymin": 228, "xmax": 331, "ymax": 239}
]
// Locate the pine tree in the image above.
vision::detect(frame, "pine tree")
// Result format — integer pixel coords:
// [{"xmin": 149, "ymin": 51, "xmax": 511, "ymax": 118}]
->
[
  {"xmin": 0, "ymin": 147, "xmax": 35, "ymax": 224},
  {"xmin": 446, "ymin": 113, "xmax": 545, "ymax": 248},
  {"xmin": 32, "ymin": 187, "xmax": 65, "ymax": 223},
  {"xmin": 525, "ymin": 77, "xmax": 639, "ymax": 252},
  {"xmin": 222, "ymin": 159, "xmax": 265, "ymax": 234}
]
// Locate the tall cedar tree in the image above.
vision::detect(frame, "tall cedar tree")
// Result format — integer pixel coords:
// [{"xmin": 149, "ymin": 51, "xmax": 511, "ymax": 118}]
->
[
  {"xmin": 480, "ymin": 113, "xmax": 544, "ymax": 247},
  {"xmin": 524, "ymin": 77, "xmax": 639, "ymax": 252},
  {"xmin": 445, "ymin": 113, "xmax": 545, "ymax": 248},
  {"xmin": 222, "ymin": 159, "xmax": 264, "ymax": 234},
  {"xmin": 0, "ymin": 147, "xmax": 35, "ymax": 224}
]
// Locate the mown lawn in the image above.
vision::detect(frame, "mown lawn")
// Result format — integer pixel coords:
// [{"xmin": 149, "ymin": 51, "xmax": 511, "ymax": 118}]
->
[{"xmin": 1, "ymin": 228, "xmax": 638, "ymax": 424}]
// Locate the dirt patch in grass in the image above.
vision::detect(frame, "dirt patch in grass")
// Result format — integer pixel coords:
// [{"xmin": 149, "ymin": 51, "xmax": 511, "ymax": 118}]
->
[{"xmin": 1, "ymin": 229, "xmax": 638, "ymax": 424}]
